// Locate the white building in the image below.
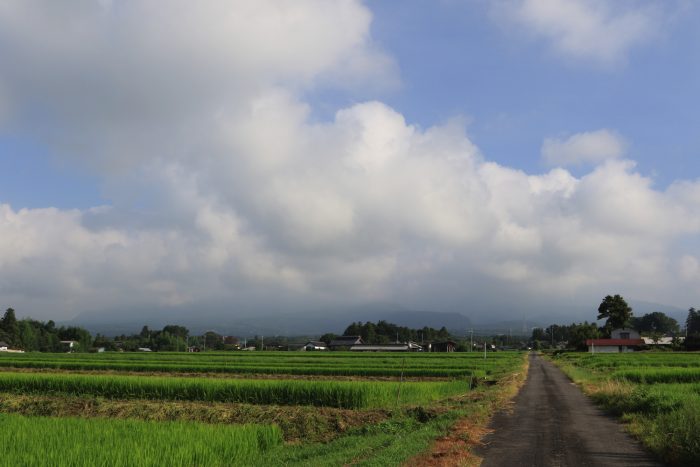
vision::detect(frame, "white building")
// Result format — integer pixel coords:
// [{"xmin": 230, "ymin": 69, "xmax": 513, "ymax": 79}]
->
[{"xmin": 586, "ymin": 328, "xmax": 644, "ymax": 353}]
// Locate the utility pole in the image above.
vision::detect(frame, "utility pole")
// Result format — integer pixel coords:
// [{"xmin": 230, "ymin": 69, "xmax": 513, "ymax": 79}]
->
[
  {"xmin": 261, "ymin": 335, "xmax": 264, "ymax": 351},
  {"xmin": 469, "ymin": 329, "xmax": 473, "ymax": 352},
  {"xmin": 483, "ymin": 342, "xmax": 487, "ymax": 360}
]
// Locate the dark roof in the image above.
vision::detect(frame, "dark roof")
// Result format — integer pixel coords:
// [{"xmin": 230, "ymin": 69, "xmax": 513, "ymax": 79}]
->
[
  {"xmin": 585, "ymin": 339, "xmax": 645, "ymax": 346},
  {"xmin": 305, "ymin": 341, "xmax": 327, "ymax": 347},
  {"xmin": 350, "ymin": 344, "xmax": 410, "ymax": 351},
  {"xmin": 329, "ymin": 336, "xmax": 363, "ymax": 346},
  {"xmin": 0, "ymin": 341, "xmax": 9, "ymax": 347}
]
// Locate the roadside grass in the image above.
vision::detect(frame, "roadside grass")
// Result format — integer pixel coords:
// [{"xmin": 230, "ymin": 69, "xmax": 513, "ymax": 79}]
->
[{"xmin": 550, "ymin": 353, "xmax": 700, "ymax": 466}]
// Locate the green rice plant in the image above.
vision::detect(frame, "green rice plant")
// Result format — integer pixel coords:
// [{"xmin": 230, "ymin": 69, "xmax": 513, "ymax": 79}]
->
[
  {"xmin": 0, "ymin": 350, "xmax": 522, "ymax": 378},
  {"xmin": 614, "ymin": 368, "xmax": 700, "ymax": 384},
  {"xmin": 0, "ymin": 371, "xmax": 469, "ymax": 408},
  {"xmin": 0, "ymin": 413, "xmax": 281, "ymax": 467}
]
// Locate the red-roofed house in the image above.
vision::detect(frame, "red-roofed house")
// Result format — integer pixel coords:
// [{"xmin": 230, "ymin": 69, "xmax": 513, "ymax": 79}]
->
[{"xmin": 586, "ymin": 328, "xmax": 644, "ymax": 353}]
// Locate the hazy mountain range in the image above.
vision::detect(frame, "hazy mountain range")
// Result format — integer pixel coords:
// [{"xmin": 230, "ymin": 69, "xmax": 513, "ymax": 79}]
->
[{"xmin": 65, "ymin": 299, "xmax": 688, "ymax": 338}]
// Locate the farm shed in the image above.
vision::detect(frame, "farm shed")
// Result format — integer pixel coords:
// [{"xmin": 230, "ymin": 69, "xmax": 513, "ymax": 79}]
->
[
  {"xmin": 350, "ymin": 342, "xmax": 423, "ymax": 352},
  {"xmin": 585, "ymin": 338, "xmax": 645, "ymax": 353},
  {"xmin": 304, "ymin": 341, "xmax": 328, "ymax": 351},
  {"xmin": 329, "ymin": 336, "xmax": 364, "ymax": 350},
  {"xmin": 642, "ymin": 336, "xmax": 683, "ymax": 346}
]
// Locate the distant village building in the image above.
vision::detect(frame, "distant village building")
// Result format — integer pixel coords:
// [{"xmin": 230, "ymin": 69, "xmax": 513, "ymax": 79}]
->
[
  {"xmin": 350, "ymin": 341, "xmax": 423, "ymax": 352},
  {"xmin": 586, "ymin": 328, "xmax": 644, "ymax": 353},
  {"xmin": 0, "ymin": 341, "xmax": 9, "ymax": 352},
  {"xmin": 60, "ymin": 340, "xmax": 78, "ymax": 352},
  {"xmin": 428, "ymin": 341, "xmax": 457, "ymax": 352},
  {"xmin": 329, "ymin": 336, "xmax": 364, "ymax": 350},
  {"xmin": 223, "ymin": 336, "xmax": 241, "ymax": 348},
  {"xmin": 642, "ymin": 336, "xmax": 683, "ymax": 346},
  {"xmin": 304, "ymin": 341, "xmax": 328, "ymax": 351}
]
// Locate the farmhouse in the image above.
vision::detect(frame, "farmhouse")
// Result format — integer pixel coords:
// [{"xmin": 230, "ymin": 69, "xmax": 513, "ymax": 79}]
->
[
  {"xmin": 303, "ymin": 341, "xmax": 328, "ymax": 351},
  {"xmin": 0, "ymin": 341, "xmax": 9, "ymax": 351},
  {"xmin": 329, "ymin": 336, "xmax": 364, "ymax": 350},
  {"xmin": 350, "ymin": 341, "xmax": 423, "ymax": 352},
  {"xmin": 586, "ymin": 328, "xmax": 644, "ymax": 353}
]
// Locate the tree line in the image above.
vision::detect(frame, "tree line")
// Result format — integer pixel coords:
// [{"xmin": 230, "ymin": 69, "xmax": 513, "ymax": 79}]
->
[
  {"xmin": 0, "ymin": 308, "xmax": 92, "ymax": 352},
  {"xmin": 321, "ymin": 320, "xmax": 452, "ymax": 345}
]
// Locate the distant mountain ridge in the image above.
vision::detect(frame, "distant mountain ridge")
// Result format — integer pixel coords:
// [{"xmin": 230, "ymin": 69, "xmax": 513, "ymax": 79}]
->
[
  {"xmin": 65, "ymin": 298, "xmax": 689, "ymax": 338},
  {"xmin": 67, "ymin": 305, "xmax": 473, "ymax": 337}
]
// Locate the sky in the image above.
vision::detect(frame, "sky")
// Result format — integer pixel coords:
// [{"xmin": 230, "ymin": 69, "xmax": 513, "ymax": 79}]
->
[{"xmin": 0, "ymin": 0, "xmax": 699, "ymax": 324}]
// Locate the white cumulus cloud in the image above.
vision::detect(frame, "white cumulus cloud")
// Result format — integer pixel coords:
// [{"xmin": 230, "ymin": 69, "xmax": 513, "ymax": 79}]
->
[
  {"xmin": 493, "ymin": 0, "xmax": 664, "ymax": 66},
  {"xmin": 542, "ymin": 129, "xmax": 627, "ymax": 167}
]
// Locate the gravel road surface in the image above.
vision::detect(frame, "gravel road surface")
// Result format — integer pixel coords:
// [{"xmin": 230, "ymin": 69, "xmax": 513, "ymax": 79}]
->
[{"xmin": 476, "ymin": 354, "xmax": 662, "ymax": 467}]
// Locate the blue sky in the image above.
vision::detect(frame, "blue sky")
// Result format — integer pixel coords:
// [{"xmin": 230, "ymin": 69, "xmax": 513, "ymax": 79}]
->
[
  {"xmin": 1, "ymin": 0, "xmax": 699, "ymax": 323},
  {"xmin": 366, "ymin": 0, "xmax": 699, "ymax": 186}
]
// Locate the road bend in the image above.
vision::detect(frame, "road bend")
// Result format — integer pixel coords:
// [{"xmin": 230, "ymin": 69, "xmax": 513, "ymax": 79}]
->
[{"xmin": 476, "ymin": 354, "xmax": 662, "ymax": 467}]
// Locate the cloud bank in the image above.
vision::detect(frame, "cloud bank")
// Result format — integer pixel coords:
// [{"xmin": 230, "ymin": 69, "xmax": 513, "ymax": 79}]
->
[{"xmin": 0, "ymin": 1, "xmax": 699, "ymax": 321}]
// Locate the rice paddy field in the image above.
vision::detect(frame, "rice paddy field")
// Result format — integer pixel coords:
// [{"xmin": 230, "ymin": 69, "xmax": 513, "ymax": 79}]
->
[
  {"xmin": 0, "ymin": 350, "xmax": 527, "ymax": 466},
  {"xmin": 551, "ymin": 352, "xmax": 700, "ymax": 466}
]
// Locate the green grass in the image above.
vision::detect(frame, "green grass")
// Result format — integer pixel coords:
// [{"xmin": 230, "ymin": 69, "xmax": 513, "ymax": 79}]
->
[{"xmin": 0, "ymin": 413, "xmax": 282, "ymax": 467}]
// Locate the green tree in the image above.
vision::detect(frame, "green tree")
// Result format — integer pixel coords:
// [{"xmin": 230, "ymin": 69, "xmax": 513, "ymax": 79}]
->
[
  {"xmin": 597, "ymin": 295, "xmax": 633, "ymax": 335},
  {"xmin": 203, "ymin": 331, "xmax": 224, "ymax": 350},
  {"xmin": 18, "ymin": 321, "xmax": 38, "ymax": 351},
  {"xmin": 632, "ymin": 312, "xmax": 680, "ymax": 335},
  {"xmin": 687, "ymin": 308, "xmax": 700, "ymax": 335},
  {"xmin": 685, "ymin": 308, "xmax": 700, "ymax": 350},
  {"xmin": 1, "ymin": 308, "xmax": 20, "ymax": 345},
  {"xmin": 162, "ymin": 325, "xmax": 189, "ymax": 340},
  {"xmin": 567, "ymin": 322, "xmax": 600, "ymax": 351}
]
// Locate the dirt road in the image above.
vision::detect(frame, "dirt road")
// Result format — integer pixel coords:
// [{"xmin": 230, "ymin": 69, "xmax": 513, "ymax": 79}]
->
[{"xmin": 476, "ymin": 354, "xmax": 662, "ymax": 466}]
